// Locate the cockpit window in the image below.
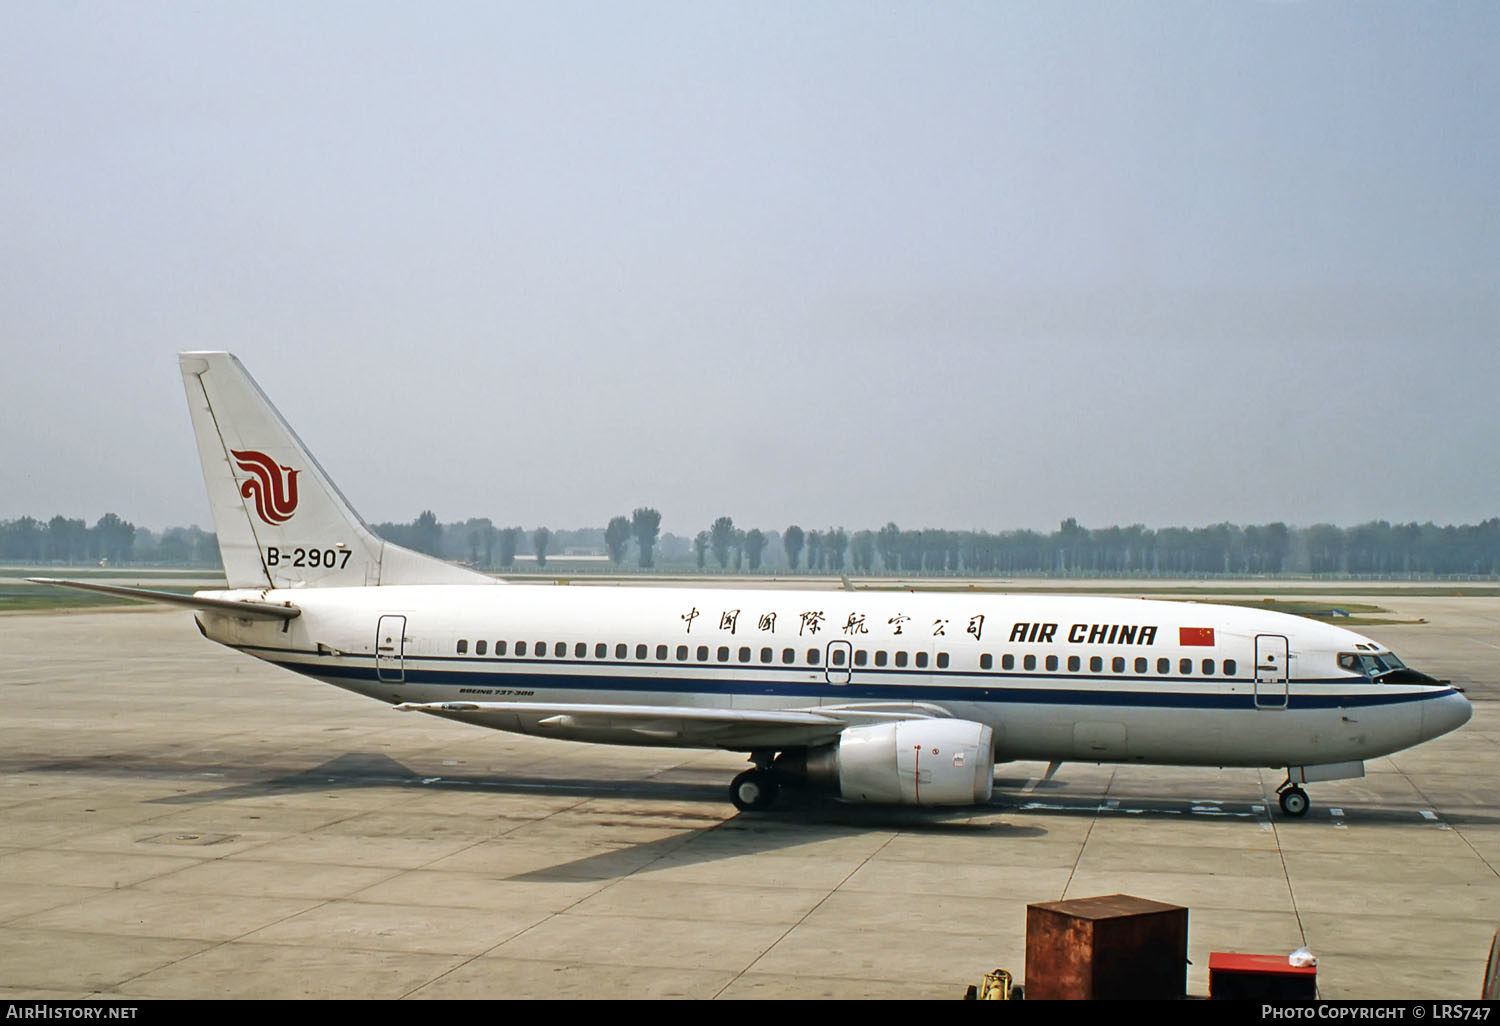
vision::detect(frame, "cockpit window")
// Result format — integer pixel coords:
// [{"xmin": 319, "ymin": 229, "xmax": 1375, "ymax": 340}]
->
[
  {"xmin": 1338, "ymin": 650, "xmax": 1437, "ymax": 684},
  {"xmin": 1338, "ymin": 651, "xmax": 1404, "ymax": 675}
]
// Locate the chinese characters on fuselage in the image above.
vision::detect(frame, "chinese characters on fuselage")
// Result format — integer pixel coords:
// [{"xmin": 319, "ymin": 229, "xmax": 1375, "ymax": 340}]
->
[{"xmin": 678, "ymin": 609, "xmax": 1158, "ymax": 645}]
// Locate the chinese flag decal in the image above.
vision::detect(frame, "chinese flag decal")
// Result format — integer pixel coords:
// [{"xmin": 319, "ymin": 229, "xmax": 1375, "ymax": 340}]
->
[{"xmin": 1179, "ymin": 627, "xmax": 1215, "ymax": 647}]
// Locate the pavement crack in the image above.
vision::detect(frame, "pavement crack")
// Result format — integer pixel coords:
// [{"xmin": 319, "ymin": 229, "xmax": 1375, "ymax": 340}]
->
[{"xmin": 711, "ymin": 828, "xmax": 900, "ymax": 999}]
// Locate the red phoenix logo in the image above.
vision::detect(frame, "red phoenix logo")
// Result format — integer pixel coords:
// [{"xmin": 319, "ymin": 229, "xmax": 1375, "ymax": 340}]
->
[{"xmin": 232, "ymin": 449, "xmax": 300, "ymax": 524}]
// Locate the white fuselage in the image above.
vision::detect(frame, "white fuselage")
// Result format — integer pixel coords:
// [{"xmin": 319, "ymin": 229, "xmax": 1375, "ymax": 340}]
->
[{"xmin": 195, "ymin": 584, "xmax": 1472, "ymax": 772}]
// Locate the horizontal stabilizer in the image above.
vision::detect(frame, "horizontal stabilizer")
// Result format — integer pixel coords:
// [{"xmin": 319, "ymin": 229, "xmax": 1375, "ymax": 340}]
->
[{"xmin": 27, "ymin": 578, "xmax": 301, "ymax": 622}]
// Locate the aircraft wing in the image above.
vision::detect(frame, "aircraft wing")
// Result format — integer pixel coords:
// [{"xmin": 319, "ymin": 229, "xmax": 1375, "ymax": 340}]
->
[
  {"xmin": 394, "ymin": 700, "xmax": 954, "ymax": 748},
  {"xmin": 27, "ymin": 578, "xmax": 301, "ymax": 622},
  {"xmin": 395, "ymin": 700, "xmax": 854, "ymax": 747}
]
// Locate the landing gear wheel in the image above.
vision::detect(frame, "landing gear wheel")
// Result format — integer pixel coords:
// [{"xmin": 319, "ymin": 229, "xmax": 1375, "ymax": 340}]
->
[
  {"xmin": 730, "ymin": 769, "xmax": 780, "ymax": 812},
  {"xmin": 1278, "ymin": 785, "xmax": 1310, "ymax": 818}
]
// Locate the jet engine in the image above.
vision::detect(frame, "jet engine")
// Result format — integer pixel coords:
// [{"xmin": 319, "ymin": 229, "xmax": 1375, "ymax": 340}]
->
[{"xmin": 777, "ymin": 719, "xmax": 995, "ymax": 806}]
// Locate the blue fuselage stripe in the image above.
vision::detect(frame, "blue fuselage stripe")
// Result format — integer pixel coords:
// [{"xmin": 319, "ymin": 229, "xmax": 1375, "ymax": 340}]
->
[{"xmin": 251, "ymin": 651, "xmax": 1446, "ymax": 712}]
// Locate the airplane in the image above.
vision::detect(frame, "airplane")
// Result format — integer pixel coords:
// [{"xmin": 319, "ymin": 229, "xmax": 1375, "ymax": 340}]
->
[{"xmin": 32, "ymin": 352, "xmax": 1472, "ymax": 818}]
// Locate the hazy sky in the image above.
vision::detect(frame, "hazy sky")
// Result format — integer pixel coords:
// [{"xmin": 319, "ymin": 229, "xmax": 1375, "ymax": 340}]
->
[{"xmin": 3, "ymin": 2, "xmax": 1496, "ymax": 537}]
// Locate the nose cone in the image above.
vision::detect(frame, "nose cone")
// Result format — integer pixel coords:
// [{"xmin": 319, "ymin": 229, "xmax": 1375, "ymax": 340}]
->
[{"xmin": 1423, "ymin": 690, "xmax": 1473, "ymax": 741}]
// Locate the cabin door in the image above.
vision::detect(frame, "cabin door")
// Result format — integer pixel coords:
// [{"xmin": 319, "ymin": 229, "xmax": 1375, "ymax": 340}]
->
[
  {"xmin": 1254, "ymin": 634, "xmax": 1289, "ymax": 709},
  {"xmin": 376, "ymin": 615, "xmax": 407, "ymax": 684}
]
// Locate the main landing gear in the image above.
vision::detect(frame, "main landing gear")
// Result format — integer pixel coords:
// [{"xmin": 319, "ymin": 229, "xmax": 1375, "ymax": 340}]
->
[
  {"xmin": 729, "ymin": 750, "xmax": 781, "ymax": 813},
  {"xmin": 730, "ymin": 769, "xmax": 780, "ymax": 812},
  {"xmin": 1276, "ymin": 779, "xmax": 1310, "ymax": 818}
]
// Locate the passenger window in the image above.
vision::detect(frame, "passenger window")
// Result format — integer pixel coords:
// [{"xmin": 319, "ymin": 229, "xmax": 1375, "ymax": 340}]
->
[
  {"xmin": 655, "ymin": 644, "xmax": 667, "ymax": 660},
  {"xmin": 1090, "ymin": 656, "xmax": 1102, "ymax": 672},
  {"xmin": 633, "ymin": 644, "xmax": 645, "ymax": 659},
  {"xmin": 555, "ymin": 642, "xmax": 566, "ymax": 657},
  {"xmin": 497, "ymin": 641, "xmax": 507, "ymax": 656},
  {"xmin": 878, "ymin": 651, "xmax": 891, "ymax": 667},
  {"xmin": 717, "ymin": 646, "xmax": 730, "ymax": 662},
  {"xmin": 1067, "ymin": 655, "xmax": 1080, "ymax": 672},
  {"xmin": 782, "ymin": 648, "xmax": 795, "ymax": 664},
  {"xmin": 1157, "ymin": 658, "xmax": 1169, "ymax": 674},
  {"xmin": 761, "ymin": 647, "xmax": 774, "ymax": 664},
  {"xmin": 1045, "ymin": 655, "xmax": 1057, "ymax": 671},
  {"xmin": 831, "ymin": 648, "xmax": 846, "ymax": 666},
  {"xmin": 1112, "ymin": 657, "xmax": 1125, "ymax": 673},
  {"xmin": 1224, "ymin": 659, "xmax": 1237, "ymax": 676},
  {"xmin": 676, "ymin": 645, "xmax": 688, "ymax": 660},
  {"xmin": 980, "ymin": 653, "xmax": 992, "ymax": 670},
  {"xmin": 535, "ymin": 642, "xmax": 546, "ymax": 657},
  {"xmin": 1001, "ymin": 654, "xmax": 1013, "ymax": 670},
  {"xmin": 808, "ymin": 648, "xmax": 821, "ymax": 665},
  {"xmin": 1023, "ymin": 654, "xmax": 1036, "ymax": 671},
  {"xmin": 475, "ymin": 640, "xmax": 486, "ymax": 656},
  {"xmin": 594, "ymin": 643, "xmax": 605, "ymax": 658},
  {"xmin": 854, "ymin": 650, "xmax": 868, "ymax": 667},
  {"xmin": 1202, "ymin": 659, "xmax": 1215, "ymax": 675},
  {"xmin": 915, "ymin": 652, "xmax": 929, "ymax": 668},
  {"xmin": 896, "ymin": 651, "xmax": 909, "ymax": 668},
  {"xmin": 738, "ymin": 646, "xmax": 751, "ymax": 663},
  {"xmin": 616, "ymin": 643, "xmax": 627, "ymax": 659},
  {"xmin": 575, "ymin": 642, "xmax": 586, "ymax": 658},
  {"xmin": 697, "ymin": 645, "xmax": 709, "ymax": 661},
  {"xmin": 1180, "ymin": 658, "xmax": 1192, "ymax": 674},
  {"xmin": 516, "ymin": 641, "xmax": 527, "ymax": 656},
  {"xmin": 456, "ymin": 640, "xmax": 468, "ymax": 654},
  {"xmin": 1134, "ymin": 657, "xmax": 1147, "ymax": 674},
  {"xmin": 937, "ymin": 652, "xmax": 949, "ymax": 669}
]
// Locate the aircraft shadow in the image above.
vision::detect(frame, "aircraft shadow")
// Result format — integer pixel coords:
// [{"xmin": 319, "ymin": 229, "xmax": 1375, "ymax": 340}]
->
[
  {"xmin": 16, "ymin": 750, "xmax": 1054, "ymax": 878},
  {"xmin": 504, "ymin": 788, "xmax": 1052, "ymax": 882},
  {"xmin": 987, "ymin": 789, "xmax": 1500, "ymax": 828},
  {"xmin": 19, "ymin": 751, "xmax": 1494, "ymax": 879},
  {"xmin": 132, "ymin": 752, "xmax": 744, "ymax": 805},
  {"xmin": 10, "ymin": 751, "xmax": 727, "ymax": 805}
]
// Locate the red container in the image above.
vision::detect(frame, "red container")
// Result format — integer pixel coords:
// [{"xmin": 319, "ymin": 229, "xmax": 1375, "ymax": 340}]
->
[{"xmin": 1209, "ymin": 952, "xmax": 1317, "ymax": 1000}]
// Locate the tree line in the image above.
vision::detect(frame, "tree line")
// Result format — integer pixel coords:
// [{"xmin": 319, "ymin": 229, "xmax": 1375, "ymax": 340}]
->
[
  {"xmin": 0, "ymin": 513, "xmax": 217, "ymax": 566},
  {"xmin": 372, "ymin": 508, "xmax": 666, "ymax": 569},
  {"xmin": 4, "ymin": 510, "xmax": 1499, "ymax": 577},
  {"xmin": 371, "ymin": 512, "xmax": 1500, "ymax": 577},
  {"xmin": 758, "ymin": 517, "xmax": 1500, "ymax": 576}
]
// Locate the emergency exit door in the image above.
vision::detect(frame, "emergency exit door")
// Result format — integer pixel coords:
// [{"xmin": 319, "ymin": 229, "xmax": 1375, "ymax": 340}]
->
[
  {"xmin": 825, "ymin": 639, "xmax": 852, "ymax": 685},
  {"xmin": 376, "ymin": 615, "xmax": 407, "ymax": 683}
]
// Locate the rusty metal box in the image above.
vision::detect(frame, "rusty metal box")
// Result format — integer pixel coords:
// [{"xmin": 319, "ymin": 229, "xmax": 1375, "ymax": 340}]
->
[{"xmin": 1025, "ymin": 894, "xmax": 1188, "ymax": 1000}]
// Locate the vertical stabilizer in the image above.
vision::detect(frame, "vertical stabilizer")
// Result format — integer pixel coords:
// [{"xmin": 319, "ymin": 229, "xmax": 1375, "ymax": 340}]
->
[{"xmin": 179, "ymin": 352, "xmax": 494, "ymax": 589}]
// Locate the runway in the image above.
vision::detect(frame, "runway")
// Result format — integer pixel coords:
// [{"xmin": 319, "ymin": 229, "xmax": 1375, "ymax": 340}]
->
[{"xmin": 1, "ymin": 592, "xmax": 1496, "ymax": 999}]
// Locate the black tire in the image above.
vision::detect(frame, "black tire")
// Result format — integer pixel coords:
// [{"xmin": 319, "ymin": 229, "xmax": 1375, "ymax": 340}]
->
[
  {"xmin": 1279, "ymin": 786, "xmax": 1310, "ymax": 817},
  {"xmin": 1483, "ymin": 930, "xmax": 1500, "ymax": 999},
  {"xmin": 730, "ymin": 769, "xmax": 779, "ymax": 812}
]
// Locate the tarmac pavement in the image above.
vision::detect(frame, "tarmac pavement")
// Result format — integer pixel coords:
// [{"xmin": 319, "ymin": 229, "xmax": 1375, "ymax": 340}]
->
[{"xmin": 1, "ymin": 595, "xmax": 1495, "ymax": 1000}]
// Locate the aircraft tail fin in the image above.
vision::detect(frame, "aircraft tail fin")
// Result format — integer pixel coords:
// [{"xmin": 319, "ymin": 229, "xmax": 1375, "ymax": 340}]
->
[{"xmin": 178, "ymin": 352, "xmax": 495, "ymax": 590}]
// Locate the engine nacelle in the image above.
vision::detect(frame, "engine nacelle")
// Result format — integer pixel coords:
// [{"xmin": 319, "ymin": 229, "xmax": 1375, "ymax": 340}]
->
[{"xmin": 784, "ymin": 719, "xmax": 995, "ymax": 806}]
